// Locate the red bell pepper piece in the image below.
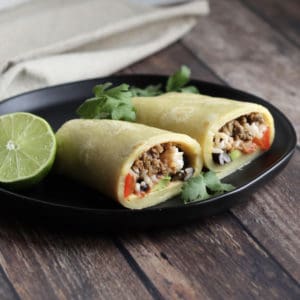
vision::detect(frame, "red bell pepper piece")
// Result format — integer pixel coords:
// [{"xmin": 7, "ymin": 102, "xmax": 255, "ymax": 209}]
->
[
  {"xmin": 242, "ymin": 142, "xmax": 258, "ymax": 154},
  {"xmin": 124, "ymin": 173, "xmax": 135, "ymax": 198},
  {"xmin": 253, "ymin": 127, "xmax": 271, "ymax": 151}
]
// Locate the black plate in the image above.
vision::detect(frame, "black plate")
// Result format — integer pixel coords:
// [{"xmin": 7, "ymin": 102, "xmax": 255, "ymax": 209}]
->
[{"xmin": 0, "ymin": 75, "xmax": 297, "ymax": 230}]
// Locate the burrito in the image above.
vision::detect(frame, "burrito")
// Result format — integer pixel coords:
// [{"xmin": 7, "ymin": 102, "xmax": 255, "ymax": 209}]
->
[
  {"xmin": 55, "ymin": 119, "xmax": 202, "ymax": 209},
  {"xmin": 132, "ymin": 93, "xmax": 275, "ymax": 178}
]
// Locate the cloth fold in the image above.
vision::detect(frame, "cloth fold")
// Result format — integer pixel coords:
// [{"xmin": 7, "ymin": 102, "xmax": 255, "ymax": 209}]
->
[{"xmin": 0, "ymin": 0, "xmax": 209, "ymax": 100}]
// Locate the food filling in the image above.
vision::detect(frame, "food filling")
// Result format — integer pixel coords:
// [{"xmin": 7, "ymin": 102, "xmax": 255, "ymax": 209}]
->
[
  {"xmin": 212, "ymin": 112, "xmax": 271, "ymax": 165},
  {"xmin": 124, "ymin": 142, "xmax": 194, "ymax": 198}
]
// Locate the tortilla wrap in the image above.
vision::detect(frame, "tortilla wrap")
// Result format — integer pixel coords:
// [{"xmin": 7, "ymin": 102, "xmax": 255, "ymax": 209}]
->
[
  {"xmin": 55, "ymin": 119, "xmax": 202, "ymax": 209},
  {"xmin": 132, "ymin": 93, "xmax": 275, "ymax": 178}
]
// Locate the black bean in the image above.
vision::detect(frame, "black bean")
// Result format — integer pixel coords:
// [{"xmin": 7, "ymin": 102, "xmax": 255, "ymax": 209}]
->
[
  {"xmin": 171, "ymin": 171, "xmax": 185, "ymax": 181},
  {"xmin": 213, "ymin": 153, "xmax": 220, "ymax": 164},
  {"xmin": 140, "ymin": 182, "xmax": 149, "ymax": 192}
]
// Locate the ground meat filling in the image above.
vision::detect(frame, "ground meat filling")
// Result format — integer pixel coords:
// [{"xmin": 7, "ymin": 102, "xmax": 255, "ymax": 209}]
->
[
  {"xmin": 130, "ymin": 142, "xmax": 194, "ymax": 195},
  {"xmin": 212, "ymin": 112, "xmax": 268, "ymax": 165}
]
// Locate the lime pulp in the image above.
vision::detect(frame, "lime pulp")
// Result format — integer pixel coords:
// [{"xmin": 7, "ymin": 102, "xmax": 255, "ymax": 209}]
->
[{"xmin": 0, "ymin": 112, "xmax": 56, "ymax": 189}]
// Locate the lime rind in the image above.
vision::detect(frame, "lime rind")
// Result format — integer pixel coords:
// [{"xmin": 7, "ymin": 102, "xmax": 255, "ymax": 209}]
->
[{"xmin": 0, "ymin": 112, "xmax": 56, "ymax": 189}]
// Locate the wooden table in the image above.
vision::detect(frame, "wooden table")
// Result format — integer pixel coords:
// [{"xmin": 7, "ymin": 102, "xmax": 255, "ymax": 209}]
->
[{"xmin": 0, "ymin": 0, "xmax": 299, "ymax": 299}]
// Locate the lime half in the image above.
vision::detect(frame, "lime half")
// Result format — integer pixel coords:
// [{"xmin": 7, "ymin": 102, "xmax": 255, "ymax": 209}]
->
[{"xmin": 0, "ymin": 112, "xmax": 56, "ymax": 189}]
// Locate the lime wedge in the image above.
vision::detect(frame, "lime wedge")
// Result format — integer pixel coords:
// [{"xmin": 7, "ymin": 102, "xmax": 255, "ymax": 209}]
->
[{"xmin": 0, "ymin": 112, "xmax": 56, "ymax": 189}]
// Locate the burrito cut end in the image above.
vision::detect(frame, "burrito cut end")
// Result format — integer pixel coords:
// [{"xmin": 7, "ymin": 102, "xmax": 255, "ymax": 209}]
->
[
  {"xmin": 118, "ymin": 137, "xmax": 202, "ymax": 209},
  {"xmin": 204, "ymin": 104, "xmax": 275, "ymax": 177},
  {"xmin": 119, "ymin": 140, "xmax": 202, "ymax": 209}
]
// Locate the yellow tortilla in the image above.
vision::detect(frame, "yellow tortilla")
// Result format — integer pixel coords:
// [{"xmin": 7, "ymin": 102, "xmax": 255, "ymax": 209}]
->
[
  {"xmin": 55, "ymin": 119, "xmax": 202, "ymax": 209},
  {"xmin": 132, "ymin": 93, "xmax": 275, "ymax": 178}
]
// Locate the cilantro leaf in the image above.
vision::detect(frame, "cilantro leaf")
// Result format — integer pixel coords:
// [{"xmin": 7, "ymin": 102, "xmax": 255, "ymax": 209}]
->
[
  {"xmin": 76, "ymin": 83, "xmax": 136, "ymax": 122},
  {"xmin": 106, "ymin": 84, "xmax": 132, "ymax": 100},
  {"xmin": 129, "ymin": 66, "xmax": 199, "ymax": 97},
  {"xmin": 166, "ymin": 65, "xmax": 190, "ymax": 92},
  {"xmin": 166, "ymin": 65, "xmax": 199, "ymax": 93},
  {"xmin": 93, "ymin": 82, "xmax": 113, "ymax": 97},
  {"xmin": 179, "ymin": 85, "xmax": 199, "ymax": 94},
  {"xmin": 76, "ymin": 65, "xmax": 199, "ymax": 120},
  {"xmin": 181, "ymin": 171, "xmax": 235, "ymax": 204},
  {"xmin": 203, "ymin": 171, "xmax": 235, "ymax": 193},
  {"xmin": 130, "ymin": 84, "xmax": 162, "ymax": 97},
  {"xmin": 111, "ymin": 103, "xmax": 136, "ymax": 121},
  {"xmin": 76, "ymin": 97, "xmax": 104, "ymax": 119},
  {"xmin": 182, "ymin": 174, "xmax": 210, "ymax": 204}
]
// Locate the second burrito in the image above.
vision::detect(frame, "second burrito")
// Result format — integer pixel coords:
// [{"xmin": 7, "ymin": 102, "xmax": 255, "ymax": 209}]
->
[
  {"xmin": 55, "ymin": 119, "xmax": 202, "ymax": 209},
  {"xmin": 132, "ymin": 93, "xmax": 275, "ymax": 178}
]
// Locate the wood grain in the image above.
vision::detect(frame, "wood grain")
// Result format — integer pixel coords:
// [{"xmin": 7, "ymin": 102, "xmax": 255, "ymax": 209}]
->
[
  {"xmin": 0, "ymin": 222, "xmax": 152, "ymax": 300},
  {"xmin": 120, "ymin": 214, "xmax": 300, "ymax": 300},
  {"xmin": 232, "ymin": 149, "xmax": 300, "ymax": 281},
  {"xmin": 242, "ymin": 0, "xmax": 300, "ymax": 47},
  {"xmin": 183, "ymin": 0, "xmax": 300, "ymax": 142},
  {"xmin": 0, "ymin": 266, "xmax": 19, "ymax": 300}
]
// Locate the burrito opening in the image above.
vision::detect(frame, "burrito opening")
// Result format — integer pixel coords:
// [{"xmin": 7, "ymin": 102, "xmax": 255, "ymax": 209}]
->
[
  {"xmin": 212, "ymin": 112, "xmax": 271, "ymax": 165},
  {"xmin": 124, "ymin": 142, "xmax": 194, "ymax": 198}
]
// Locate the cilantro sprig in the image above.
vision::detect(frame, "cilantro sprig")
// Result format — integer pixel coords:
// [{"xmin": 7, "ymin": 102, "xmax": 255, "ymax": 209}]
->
[
  {"xmin": 181, "ymin": 171, "xmax": 235, "ymax": 204},
  {"xmin": 130, "ymin": 84, "xmax": 162, "ymax": 97},
  {"xmin": 130, "ymin": 65, "xmax": 199, "ymax": 96},
  {"xmin": 166, "ymin": 65, "xmax": 199, "ymax": 94},
  {"xmin": 76, "ymin": 83, "xmax": 136, "ymax": 121},
  {"xmin": 76, "ymin": 65, "xmax": 198, "ymax": 121}
]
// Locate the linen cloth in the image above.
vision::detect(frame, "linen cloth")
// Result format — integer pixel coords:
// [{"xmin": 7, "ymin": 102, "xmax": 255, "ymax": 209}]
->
[{"xmin": 0, "ymin": 0, "xmax": 209, "ymax": 100}]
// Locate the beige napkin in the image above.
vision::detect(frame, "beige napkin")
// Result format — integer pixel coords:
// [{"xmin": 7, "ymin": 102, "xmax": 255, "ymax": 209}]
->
[{"xmin": 0, "ymin": 0, "xmax": 209, "ymax": 100}]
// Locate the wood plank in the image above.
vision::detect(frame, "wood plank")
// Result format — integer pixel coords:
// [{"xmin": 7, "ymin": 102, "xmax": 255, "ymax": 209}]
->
[
  {"xmin": 182, "ymin": 0, "xmax": 300, "ymax": 143},
  {"xmin": 232, "ymin": 149, "xmax": 300, "ymax": 281},
  {"xmin": 242, "ymin": 0, "xmax": 300, "ymax": 47},
  {"xmin": 0, "ymin": 222, "xmax": 152, "ymax": 300},
  {"xmin": 120, "ymin": 213, "xmax": 300, "ymax": 300}
]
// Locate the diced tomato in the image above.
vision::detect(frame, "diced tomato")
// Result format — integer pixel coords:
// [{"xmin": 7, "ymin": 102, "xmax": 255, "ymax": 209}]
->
[
  {"xmin": 124, "ymin": 173, "xmax": 135, "ymax": 198},
  {"xmin": 242, "ymin": 142, "xmax": 258, "ymax": 154},
  {"xmin": 253, "ymin": 127, "xmax": 271, "ymax": 151}
]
